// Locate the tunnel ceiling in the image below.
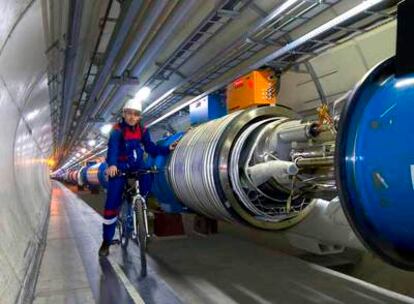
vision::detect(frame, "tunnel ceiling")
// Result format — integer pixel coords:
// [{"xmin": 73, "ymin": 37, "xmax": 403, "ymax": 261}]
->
[{"xmin": 41, "ymin": 0, "xmax": 399, "ymax": 170}]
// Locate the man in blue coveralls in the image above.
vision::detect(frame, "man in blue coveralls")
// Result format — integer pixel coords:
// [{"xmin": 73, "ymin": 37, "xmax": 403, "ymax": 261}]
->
[{"xmin": 99, "ymin": 98, "xmax": 175, "ymax": 257}]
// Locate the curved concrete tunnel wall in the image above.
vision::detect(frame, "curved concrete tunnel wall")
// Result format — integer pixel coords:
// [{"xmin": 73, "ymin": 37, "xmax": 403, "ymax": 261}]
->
[{"xmin": 0, "ymin": 1, "xmax": 52, "ymax": 302}]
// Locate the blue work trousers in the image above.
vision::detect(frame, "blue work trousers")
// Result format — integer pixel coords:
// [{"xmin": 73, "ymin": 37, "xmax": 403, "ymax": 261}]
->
[{"xmin": 102, "ymin": 173, "xmax": 152, "ymax": 242}]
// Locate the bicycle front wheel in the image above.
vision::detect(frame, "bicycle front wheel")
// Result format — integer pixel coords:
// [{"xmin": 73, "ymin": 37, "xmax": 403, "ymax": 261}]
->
[
  {"xmin": 136, "ymin": 201, "xmax": 147, "ymax": 277},
  {"xmin": 119, "ymin": 201, "xmax": 132, "ymax": 248}
]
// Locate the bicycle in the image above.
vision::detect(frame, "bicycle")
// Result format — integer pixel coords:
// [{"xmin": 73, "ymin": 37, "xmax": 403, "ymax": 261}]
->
[{"xmin": 113, "ymin": 169, "xmax": 156, "ymax": 277}]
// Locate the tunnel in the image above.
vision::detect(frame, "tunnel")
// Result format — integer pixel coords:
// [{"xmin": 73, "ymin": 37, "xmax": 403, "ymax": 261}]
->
[{"xmin": 2, "ymin": 0, "xmax": 414, "ymax": 303}]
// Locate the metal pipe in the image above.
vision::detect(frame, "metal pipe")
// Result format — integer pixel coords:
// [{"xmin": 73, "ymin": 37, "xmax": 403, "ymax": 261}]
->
[
  {"xmin": 63, "ymin": 0, "xmax": 144, "ymax": 164},
  {"xmin": 248, "ymin": 0, "xmax": 387, "ymax": 73},
  {"xmin": 296, "ymin": 156, "xmax": 334, "ymax": 168},
  {"xmin": 70, "ymin": 0, "xmax": 194, "ymax": 149},
  {"xmin": 147, "ymin": 2, "xmax": 320, "ymax": 116},
  {"xmin": 143, "ymin": 0, "xmax": 306, "ymax": 114},
  {"xmin": 76, "ymin": 0, "xmax": 115, "ymax": 120},
  {"xmin": 100, "ymin": 85, "xmax": 129, "ymax": 119},
  {"xmin": 70, "ymin": 0, "xmax": 143, "ymax": 143},
  {"xmin": 58, "ymin": 1, "xmax": 115, "ymax": 168},
  {"xmin": 89, "ymin": 0, "xmax": 169, "ymax": 119},
  {"xmin": 99, "ymin": 0, "xmax": 198, "ymax": 120},
  {"xmin": 291, "ymin": 150, "xmax": 334, "ymax": 159},
  {"xmin": 114, "ymin": 0, "xmax": 169, "ymax": 77},
  {"xmin": 100, "ymin": 0, "xmax": 198, "ymax": 119},
  {"xmin": 146, "ymin": 0, "xmax": 388, "ymax": 128},
  {"xmin": 247, "ymin": 160, "xmax": 298, "ymax": 187},
  {"xmin": 92, "ymin": 83, "xmax": 115, "ymax": 118},
  {"xmin": 96, "ymin": 0, "xmax": 309, "ymax": 128},
  {"xmin": 278, "ymin": 122, "xmax": 320, "ymax": 142},
  {"xmin": 59, "ymin": 0, "xmax": 83, "ymax": 146},
  {"xmin": 130, "ymin": 0, "xmax": 198, "ymax": 78}
]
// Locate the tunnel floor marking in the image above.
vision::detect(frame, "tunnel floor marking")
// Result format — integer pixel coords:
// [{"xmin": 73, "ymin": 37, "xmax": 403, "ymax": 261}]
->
[
  {"xmin": 107, "ymin": 256, "xmax": 145, "ymax": 304},
  {"xmin": 310, "ymin": 264, "xmax": 414, "ymax": 303}
]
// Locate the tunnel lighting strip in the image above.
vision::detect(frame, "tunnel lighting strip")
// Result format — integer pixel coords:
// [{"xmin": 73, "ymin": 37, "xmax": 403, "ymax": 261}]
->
[
  {"xmin": 255, "ymin": 0, "xmax": 387, "ymax": 68},
  {"xmin": 146, "ymin": 0, "xmax": 387, "ymax": 128},
  {"xmin": 59, "ymin": 144, "xmax": 107, "ymax": 171},
  {"xmin": 143, "ymin": 0, "xmax": 303, "ymax": 115},
  {"xmin": 143, "ymin": 87, "xmax": 175, "ymax": 114}
]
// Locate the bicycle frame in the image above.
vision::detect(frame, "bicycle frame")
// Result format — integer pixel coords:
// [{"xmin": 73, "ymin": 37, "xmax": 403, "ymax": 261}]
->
[{"xmin": 116, "ymin": 173, "xmax": 151, "ymax": 277}]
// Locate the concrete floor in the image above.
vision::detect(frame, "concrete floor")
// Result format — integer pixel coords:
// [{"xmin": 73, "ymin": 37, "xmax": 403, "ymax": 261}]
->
[
  {"xmin": 220, "ymin": 222, "xmax": 414, "ymax": 298},
  {"xmin": 73, "ymin": 183, "xmax": 414, "ymax": 298},
  {"xmin": 147, "ymin": 234, "xmax": 414, "ymax": 304},
  {"xmin": 34, "ymin": 183, "xmax": 180, "ymax": 304},
  {"xmin": 33, "ymin": 182, "xmax": 414, "ymax": 303}
]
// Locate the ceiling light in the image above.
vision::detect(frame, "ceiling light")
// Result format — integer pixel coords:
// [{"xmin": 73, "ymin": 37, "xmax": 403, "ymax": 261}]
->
[
  {"xmin": 100, "ymin": 124, "xmax": 113, "ymax": 135},
  {"xmin": 134, "ymin": 86, "xmax": 151, "ymax": 102},
  {"xmin": 81, "ymin": 147, "xmax": 87, "ymax": 153},
  {"xmin": 256, "ymin": 0, "xmax": 387, "ymax": 69},
  {"xmin": 26, "ymin": 109, "xmax": 40, "ymax": 121},
  {"xmin": 87, "ymin": 139, "xmax": 96, "ymax": 147},
  {"xmin": 143, "ymin": 87, "xmax": 174, "ymax": 113}
]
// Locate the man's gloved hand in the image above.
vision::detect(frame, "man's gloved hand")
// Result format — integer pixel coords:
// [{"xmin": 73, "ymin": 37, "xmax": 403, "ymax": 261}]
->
[
  {"xmin": 106, "ymin": 165, "xmax": 118, "ymax": 177},
  {"xmin": 169, "ymin": 141, "xmax": 178, "ymax": 151}
]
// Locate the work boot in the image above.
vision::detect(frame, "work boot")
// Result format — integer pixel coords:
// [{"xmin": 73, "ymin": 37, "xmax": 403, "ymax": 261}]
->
[{"xmin": 98, "ymin": 241, "xmax": 110, "ymax": 257}]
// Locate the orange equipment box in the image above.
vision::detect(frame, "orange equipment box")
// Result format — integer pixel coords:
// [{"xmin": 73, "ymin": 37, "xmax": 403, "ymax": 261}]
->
[{"xmin": 226, "ymin": 69, "xmax": 277, "ymax": 112}]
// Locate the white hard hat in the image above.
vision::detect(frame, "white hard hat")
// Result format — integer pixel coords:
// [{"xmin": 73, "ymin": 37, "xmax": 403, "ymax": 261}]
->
[{"xmin": 123, "ymin": 98, "xmax": 142, "ymax": 112}]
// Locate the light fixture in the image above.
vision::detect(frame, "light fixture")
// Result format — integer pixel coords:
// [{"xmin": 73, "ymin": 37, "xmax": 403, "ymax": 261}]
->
[
  {"xmin": 134, "ymin": 86, "xmax": 151, "ymax": 102},
  {"xmin": 143, "ymin": 87, "xmax": 174, "ymax": 113},
  {"xmin": 75, "ymin": 153, "xmax": 81, "ymax": 157},
  {"xmin": 81, "ymin": 147, "xmax": 87, "ymax": 153},
  {"xmin": 87, "ymin": 139, "xmax": 96, "ymax": 147},
  {"xmin": 256, "ymin": 0, "xmax": 387, "ymax": 69},
  {"xmin": 26, "ymin": 109, "xmax": 40, "ymax": 121},
  {"xmin": 81, "ymin": 147, "xmax": 108, "ymax": 163},
  {"xmin": 147, "ymin": 98, "xmax": 194, "ymax": 128},
  {"xmin": 100, "ymin": 124, "xmax": 113, "ymax": 135}
]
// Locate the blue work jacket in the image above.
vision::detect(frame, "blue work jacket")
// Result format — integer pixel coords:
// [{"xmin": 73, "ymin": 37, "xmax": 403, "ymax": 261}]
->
[{"xmin": 106, "ymin": 119, "xmax": 169, "ymax": 170}]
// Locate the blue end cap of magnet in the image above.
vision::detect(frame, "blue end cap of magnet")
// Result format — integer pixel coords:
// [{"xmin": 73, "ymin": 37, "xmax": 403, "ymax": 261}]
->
[{"xmin": 336, "ymin": 57, "xmax": 414, "ymax": 270}]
